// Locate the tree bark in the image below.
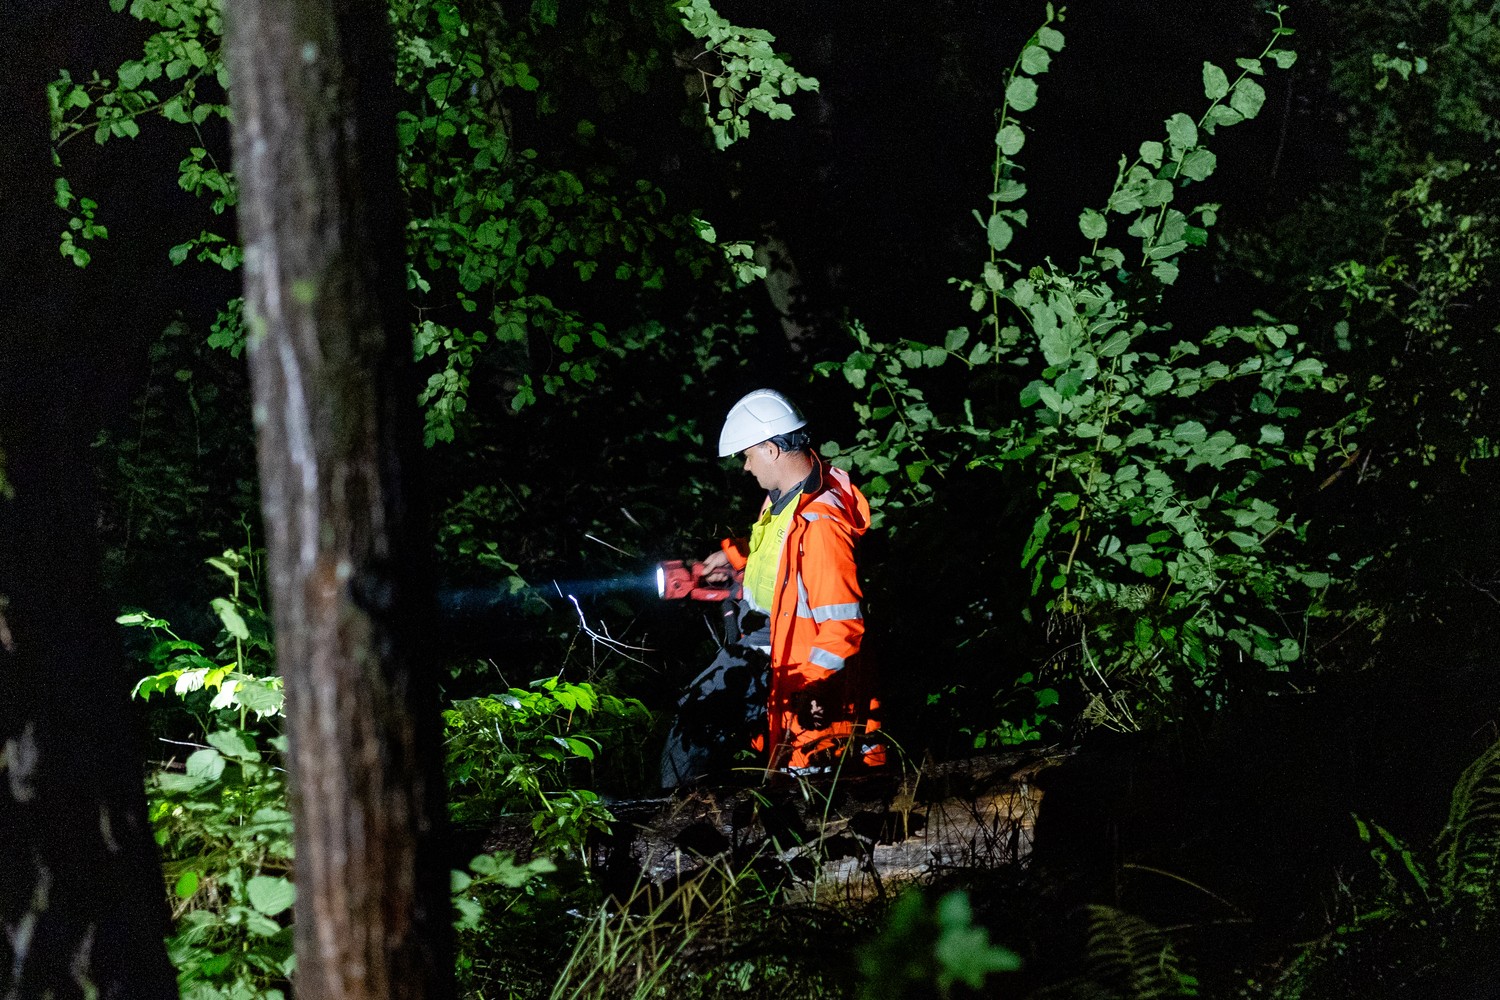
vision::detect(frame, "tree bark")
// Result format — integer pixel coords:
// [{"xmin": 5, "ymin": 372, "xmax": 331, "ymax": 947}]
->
[
  {"xmin": 0, "ymin": 5, "xmax": 179, "ymax": 998},
  {"xmin": 223, "ymin": 2, "xmax": 452, "ymax": 997}
]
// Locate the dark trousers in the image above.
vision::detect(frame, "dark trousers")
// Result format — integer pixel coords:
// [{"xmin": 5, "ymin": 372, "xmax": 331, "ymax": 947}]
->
[{"xmin": 659, "ymin": 642, "xmax": 769, "ymax": 789}]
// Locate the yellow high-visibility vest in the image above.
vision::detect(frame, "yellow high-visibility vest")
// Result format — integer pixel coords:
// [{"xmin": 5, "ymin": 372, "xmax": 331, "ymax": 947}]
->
[{"xmin": 743, "ymin": 492, "xmax": 801, "ymax": 612}]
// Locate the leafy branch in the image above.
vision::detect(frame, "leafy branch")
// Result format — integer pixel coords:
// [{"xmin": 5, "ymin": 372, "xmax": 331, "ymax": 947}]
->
[{"xmin": 675, "ymin": 0, "xmax": 820, "ymax": 150}]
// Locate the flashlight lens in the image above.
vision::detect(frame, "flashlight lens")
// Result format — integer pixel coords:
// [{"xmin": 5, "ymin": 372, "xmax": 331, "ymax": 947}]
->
[{"xmin": 656, "ymin": 565, "xmax": 665, "ymax": 598}]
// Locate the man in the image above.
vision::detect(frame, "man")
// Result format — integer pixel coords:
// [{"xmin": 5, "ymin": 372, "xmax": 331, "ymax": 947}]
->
[{"xmin": 661, "ymin": 389, "xmax": 883, "ymax": 787}]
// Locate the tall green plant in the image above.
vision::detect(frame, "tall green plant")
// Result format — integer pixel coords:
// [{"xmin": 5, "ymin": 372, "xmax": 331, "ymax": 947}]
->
[
  {"xmin": 445, "ymin": 678, "xmax": 651, "ymax": 850},
  {"xmin": 821, "ymin": 5, "xmax": 1338, "ymax": 730},
  {"xmin": 123, "ymin": 547, "xmax": 294, "ymax": 1000}
]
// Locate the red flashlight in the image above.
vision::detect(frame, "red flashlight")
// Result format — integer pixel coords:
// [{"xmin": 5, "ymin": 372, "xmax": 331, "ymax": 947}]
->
[{"xmin": 656, "ymin": 560, "xmax": 742, "ymax": 602}]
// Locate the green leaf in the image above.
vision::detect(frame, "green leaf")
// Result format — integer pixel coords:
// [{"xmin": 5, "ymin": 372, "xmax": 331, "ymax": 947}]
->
[
  {"xmin": 1020, "ymin": 45, "xmax": 1051, "ymax": 75},
  {"xmin": 246, "ymin": 875, "xmax": 296, "ymax": 917},
  {"xmin": 426, "ymin": 74, "xmax": 457, "ymax": 104},
  {"xmin": 1134, "ymin": 618, "xmax": 1155, "ymax": 653},
  {"xmin": 945, "ymin": 328, "xmax": 970, "ymax": 352},
  {"xmin": 1099, "ymin": 328, "xmax": 1131, "ymax": 357},
  {"xmin": 1230, "ymin": 78, "xmax": 1266, "ymax": 119},
  {"xmin": 1202, "ymin": 61, "xmax": 1230, "ymax": 100},
  {"xmin": 1165, "ymin": 112, "xmax": 1197, "ymax": 151},
  {"xmin": 1180, "ymin": 147, "xmax": 1217, "ymax": 182},
  {"xmin": 1110, "ymin": 187, "xmax": 1141, "ymax": 213},
  {"xmin": 175, "ymin": 870, "xmax": 200, "ymax": 899},
  {"xmin": 210, "ymin": 597, "xmax": 250, "ymax": 640},
  {"xmin": 986, "ymin": 214, "xmax": 1013, "ymax": 252},
  {"xmin": 1078, "ymin": 208, "xmax": 1107, "ymax": 241},
  {"xmin": 206, "ymin": 729, "xmax": 258, "ymax": 761},
  {"xmin": 118, "ymin": 61, "xmax": 147, "ymax": 89},
  {"xmin": 993, "ymin": 179, "xmax": 1027, "ymax": 203},
  {"xmin": 1138, "ymin": 140, "xmax": 1163, "ymax": 168},
  {"xmin": 453, "ymin": 896, "xmax": 482, "ymax": 931},
  {"xmin": 1148, "ymin": 240, "xmax": 1187, "ymax": 260},
  {"xmin": 1173, "ymin": 420, "xmax": 1207, "ymax": 444},
  {"xmin": 996, "ymin": 123, "xmax": 1025, "ymax": 155},
  {"xmin": 185, "ymin": 748, "xmax": 225, "ymax": 781},
  {"xmin": 1205, "ymin": 105, "xmax": 1243, "ymax": 132},
  {"xmin": 1146, "ymin": 178, "xmax": 1175, "ymax": 207},
  {"xmin": 1259, "ymin": 424, "xmax": 1285, "ymax": 445},
  {"xmin": 1005, "ymin": 76, "xmax": 1038, "ymax": 113},
  {"xmin": 245, "ymin": 911, "xmax": 283, "ymax": 938},
  {"xmin": 1037, "ymin": 25, "xmax": 1065, "ymax": 52},
  {"xmin": 1130, "ymin": 554, "xmax": 1165, "ymax": 577},
  {"xmin": 1143, "ymin": 369, "xmax": 1174, "ymax": 395},
  {"xmin": 161, "ymin": 95, "xmax": 189, "ymax": 124},
  {"xmin": 1268, "ymin": 49, "xmax": 1297, "ymax": 69},
  {"xmin": 234, "ymin": 679, "xmax": 285, "ymax": 717}
]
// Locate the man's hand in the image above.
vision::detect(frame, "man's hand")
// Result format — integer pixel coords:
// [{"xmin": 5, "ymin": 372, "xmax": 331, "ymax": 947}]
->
[{"xmin": 700, "ymin": 548, "xmax": 732, "ymax": 583}]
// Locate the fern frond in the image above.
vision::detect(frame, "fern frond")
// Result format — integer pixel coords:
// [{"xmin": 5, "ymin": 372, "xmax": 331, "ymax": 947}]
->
[
  {"xmin": 1082, "ymin": 904, "xmax": 1197, "ymax": 999},
  {"xmin": 1436, "ymin": 736, "xmax": 1500, "ymax": 925},
  {"xmin": 1353, "ymin": 815, "xmax": 1435, "ymax": 907}
]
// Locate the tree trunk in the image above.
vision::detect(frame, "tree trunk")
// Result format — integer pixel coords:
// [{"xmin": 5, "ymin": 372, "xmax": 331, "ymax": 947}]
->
[
  {"xmin": 0, "ymin": 5, "xmax": 179, "ymax": 998},
  {"xmin": 223, "ymin": 2, "xmax": 452, "ymax": 997}
]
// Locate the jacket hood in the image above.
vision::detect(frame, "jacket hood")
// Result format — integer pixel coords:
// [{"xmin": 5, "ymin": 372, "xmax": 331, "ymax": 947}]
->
[{"xmin": 800, "ymin": 460, "xmax": 870, "ymax": 536}]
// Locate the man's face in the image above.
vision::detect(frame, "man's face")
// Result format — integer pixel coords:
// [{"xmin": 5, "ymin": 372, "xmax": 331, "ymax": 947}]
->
[{"xmin": 741, "ymin": 441, "xmax": 778, "ymax": 490}]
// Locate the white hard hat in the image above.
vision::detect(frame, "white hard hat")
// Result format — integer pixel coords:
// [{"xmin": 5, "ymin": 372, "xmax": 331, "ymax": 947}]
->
[{"xmin": 718, "ymin": 389, "xmax": 807, "ymax": 457}]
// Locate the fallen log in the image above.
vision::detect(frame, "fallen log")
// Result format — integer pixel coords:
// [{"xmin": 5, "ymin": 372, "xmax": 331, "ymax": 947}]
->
[{"xmin": 482, "ymin": 749, "xmax": 1072, "ymax": 901}]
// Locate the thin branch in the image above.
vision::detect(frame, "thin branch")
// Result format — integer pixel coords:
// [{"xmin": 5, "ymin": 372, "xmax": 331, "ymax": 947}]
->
[{"xmin": 584, "ymin": 532, "xmax": 635, "ymax": 557}]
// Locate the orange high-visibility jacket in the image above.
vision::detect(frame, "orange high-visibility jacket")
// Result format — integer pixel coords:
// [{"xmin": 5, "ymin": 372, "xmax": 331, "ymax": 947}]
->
[{"xmin": 721, "ymin": 460, "xmax": 883, "ymax": 771}]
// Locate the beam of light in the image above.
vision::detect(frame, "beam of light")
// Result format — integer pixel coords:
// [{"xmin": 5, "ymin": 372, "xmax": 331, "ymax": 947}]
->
[{"xmin": 435, "ymin": 570, "xmax": 661, "ymax": 617}]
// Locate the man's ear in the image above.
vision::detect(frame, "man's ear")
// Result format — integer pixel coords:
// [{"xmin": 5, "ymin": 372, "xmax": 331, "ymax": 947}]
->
[{"xmin": 761, "ymin": 440, "xmax": 782, "ymax": 462}]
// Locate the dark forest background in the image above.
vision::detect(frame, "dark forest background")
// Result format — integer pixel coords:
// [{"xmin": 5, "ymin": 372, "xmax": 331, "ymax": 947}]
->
[{"xmin": 3, "ymin": 0, "xmax": 1499, "ymax": 997}]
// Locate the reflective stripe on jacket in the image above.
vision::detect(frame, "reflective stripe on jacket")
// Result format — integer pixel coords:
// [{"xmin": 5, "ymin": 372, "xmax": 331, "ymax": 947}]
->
[{"xmin": 720, "ymin": 459, "xmax": 883, "ymax": 771}]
